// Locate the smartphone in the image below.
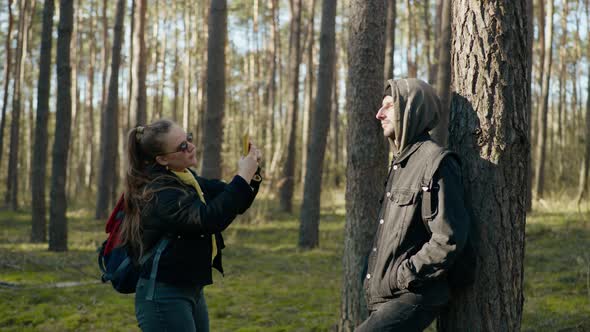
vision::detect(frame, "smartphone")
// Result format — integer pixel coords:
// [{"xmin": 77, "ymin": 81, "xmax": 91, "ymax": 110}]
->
[{"xmin": 243, "ymin": 133, "xmax": 251, "ymax": 155}]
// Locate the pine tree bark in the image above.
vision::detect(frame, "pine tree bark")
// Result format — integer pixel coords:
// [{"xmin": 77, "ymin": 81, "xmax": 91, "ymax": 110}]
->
[
  {"xmin": 129, "ymin": 0, "xmax": 147, "ymax": 126},
  {"xmin": 95, "ymin": 0, "xmax": 125, "ymax": 219},
  {"xmin": 437, "ymin": 1, "xmax": 528, "ymax": 330},
  {"xmin": 339, "ymin": 0, "xmax": 387, "ymax": 330},
  {"xmin": 299, "ymin": 0, "xmax": 337, "ymax": 249},
  {"xmin": 383, "ymin": 0, "xmax": 396, "ymax": 79},
  {"xmin": 533, "ymin": 0, "xmax": 554, "ymax": 199},
  {"xmin": 431, "ymin": 0, "xmax": 451, "ymax": 146},
  {"xmin": 6, "ymin": 0, "xmax": 32, "ymax": 210},
  {"xmin": 49, "ymin": 0, "xmax": 74, "ymax": 252},
  {"xmin": 278, "ymin": 0, "xmax": 303, "ymax": 212},
  {"xmin": 200, "ymin": 0, "xmax": 227, "ymax": 179},
  {"xmin": 0, "ymin": 0, "xmax": 14, "ymax": 167},
  {"xmin": 31, "ymin": 0, "xmax": 55, "ymax": 242}
]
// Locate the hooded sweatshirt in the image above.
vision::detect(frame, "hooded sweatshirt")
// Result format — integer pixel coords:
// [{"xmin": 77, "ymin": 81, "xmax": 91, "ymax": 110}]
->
[{"xmin": 384, "ymin": 78, "xmax": 440, "ymax": 154}]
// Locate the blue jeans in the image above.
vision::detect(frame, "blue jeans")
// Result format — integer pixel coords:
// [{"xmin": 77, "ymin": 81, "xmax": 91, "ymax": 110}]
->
[{"xmin": 135, "ymin": 278, "xmax": 209, "ymax": 332}]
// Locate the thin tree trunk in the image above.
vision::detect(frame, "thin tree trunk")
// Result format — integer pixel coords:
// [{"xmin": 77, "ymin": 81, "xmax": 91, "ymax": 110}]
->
[
  {"xmin": 383, "ymin": 0, "xmax": 396, "ymax": 79},
  {"xmin": 438, "ymin": 0, "xmax": 528, "ymax": 330},
  {"xmin": 100, "ymin": 0, "xmax": 109, "ymax": 122},
  {"xmin": 526, "ymin": 0, "xmax": 534, "ymax": 212},
  {"xmin": 278, "ymin": 0, "xmax": 303, "ymax": 212},
  {"xmin": 533, "ymin": 0, "xmax": 554, "ymax": 199},
  {"xmin": 49, "ymin": 0, "xmax": 74, "ymax": 252},
  {"xmin": 201, "ymin": 0, "xmax": 227, "ymax": 179},
  {"xmin": 264, "ymin": 0, "xmax": 279, "ymax": 173},
  {"xmin": 431, "ymin": 0, "xmax": 451, "ymax": 146},
  {"xmin": 6, "ymin": 0, "xmax": 31, "ymax": 210},
  {"xmin": 301, "ymin": 0, "xmax": 316, "ymax": 184},
  {"xmin": 331, "ymin": 51, "xmax": 341, "ymax": 187},
  {"xmin": 181, "ymin": 0, "xmax": 191, "ymax": 130},
  {"xmin": 156, "ymin": 7, "xmax": 168, "ymax": 120},
  {"xmin": 95, "ymin": 0, "xmax": 125, "ymax": 219},
  {"xmin": 299, "ymin": 0, "xmax": 336, "ymax": 249},
  {"xmin": 67, "ymin": 0, "xmax": 79, "ymax": 200},
  {"xmin": 172, "ymin": 0, "xmax": 179, "ymax": 122},
  {"xmin": 0, "ymin": 0, "xmax": 14, "ymax": 167},
  {"xmin": 431, "ymin": 0, "xmax": 443, "ymax": 85},
  {"xmin": 556, "ymin": 0, "xmax": 567, "ymax": 179},
  {"xmin": 126, "ymin": 0, "xmax": 134, "ymax": 126},
  {"xmin": 339, "ymin": 0, "xmax": 387, "ymax": 329},
  {"xmin": 575, "ymin": 0, "xmax": 590, "ymax": 203},
  {"xmin": 423, "ymin": 0, "xmax": 433, "ymax": 83},
  {"xmin": 31, "ymin": 0, "xmax": 55, "ymax": 242},
  {"xmin": 85, "ymin": 0, "xmax": 97, "ymax": 191},
  {"xmin": 129, "ymin": 0, "xmax": 147, "ymax": 126}
]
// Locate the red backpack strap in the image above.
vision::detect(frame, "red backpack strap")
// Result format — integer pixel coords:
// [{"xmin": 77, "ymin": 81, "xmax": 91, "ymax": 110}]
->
[{"xmin": 106, "ymin": 193, "xmax": 126, "ymax": 233}]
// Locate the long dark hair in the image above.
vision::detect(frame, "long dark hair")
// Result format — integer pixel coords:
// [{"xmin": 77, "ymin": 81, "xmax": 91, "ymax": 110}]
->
[{"xmin": 119, "ymin": 119, "xmax": 178, "ymax": 258}]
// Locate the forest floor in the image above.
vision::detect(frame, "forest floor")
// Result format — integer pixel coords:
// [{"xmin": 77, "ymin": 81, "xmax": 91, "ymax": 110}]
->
[{"xmin": 0, "ymin": 191, "xmax": 589, "ymax": 331}]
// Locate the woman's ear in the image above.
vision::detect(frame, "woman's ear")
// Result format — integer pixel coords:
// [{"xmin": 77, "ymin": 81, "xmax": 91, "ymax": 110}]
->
[{"xmin": 155, "ymin": 155, "xmax": 168, "ymax": 167}]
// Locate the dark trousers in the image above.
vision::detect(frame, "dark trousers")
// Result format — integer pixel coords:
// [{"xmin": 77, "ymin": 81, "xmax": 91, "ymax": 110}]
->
[
  {"xmin": 135, "ymin": 278, "xmax": 209, "ymax": 332},
  {"xmin": 355, "ymin": 298, "xmax": 445, "ymax": 332}
]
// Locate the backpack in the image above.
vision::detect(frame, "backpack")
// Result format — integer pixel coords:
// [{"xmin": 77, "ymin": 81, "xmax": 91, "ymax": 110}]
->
[
  {"xmin": 97, "ymin": 194, "xmax": 169, "ymax": 297},
  {"xmin": 419, "ymin": 147, "xmax": 477, "ymax": 289}
]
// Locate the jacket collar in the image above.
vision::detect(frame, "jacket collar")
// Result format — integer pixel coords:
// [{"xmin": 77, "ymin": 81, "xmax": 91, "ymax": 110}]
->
[{"xmin": 392, "ymin": 133, "xmax": 431, "ymax": 165}]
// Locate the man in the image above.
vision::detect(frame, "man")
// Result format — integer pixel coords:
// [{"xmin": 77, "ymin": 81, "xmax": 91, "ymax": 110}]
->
[{"xmin": 356, "ymin": 78, "xmax": 470, "ymax": 331}]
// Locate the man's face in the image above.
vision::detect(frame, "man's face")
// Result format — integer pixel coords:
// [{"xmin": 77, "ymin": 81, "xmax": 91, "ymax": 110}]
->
[{"xmin": 376, "ymin": 95, "xmax": 396, "ymax": 139}]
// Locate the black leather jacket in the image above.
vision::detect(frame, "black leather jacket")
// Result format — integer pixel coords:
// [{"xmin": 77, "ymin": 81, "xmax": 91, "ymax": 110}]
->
[{"xmin": 138, "ymin": 165, "xmax": 261, "ymax": 287}]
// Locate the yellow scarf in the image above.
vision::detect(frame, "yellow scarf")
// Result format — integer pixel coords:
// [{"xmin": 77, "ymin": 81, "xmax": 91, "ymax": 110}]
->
[{"xmin": 171, "ymin": 169, "xmax": 217, "ymax": 264}]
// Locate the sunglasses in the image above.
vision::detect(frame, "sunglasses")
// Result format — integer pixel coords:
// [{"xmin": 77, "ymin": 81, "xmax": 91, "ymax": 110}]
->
[{"xmin": 161, "ymin": 132, "xmax": 193, "ymax": 155}]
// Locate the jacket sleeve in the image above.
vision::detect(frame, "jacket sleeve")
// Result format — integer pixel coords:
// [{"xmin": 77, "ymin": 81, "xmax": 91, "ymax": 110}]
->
[
  {"xmin": 152, "ymin": 175, "xmax": 255, "ymax": 234},
  {"xmin": 396, "ymin": 156, "xmax": 469, "ymax": 290},
  {"xmin": 199, "ymin": 168, "xmax": 262, "ymax": 214}
]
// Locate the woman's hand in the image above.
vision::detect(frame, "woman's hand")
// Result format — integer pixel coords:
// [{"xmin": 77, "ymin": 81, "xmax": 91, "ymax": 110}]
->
[{"xmin": 238, "ymin": 144, "xmax": 260, "ymax": 183}]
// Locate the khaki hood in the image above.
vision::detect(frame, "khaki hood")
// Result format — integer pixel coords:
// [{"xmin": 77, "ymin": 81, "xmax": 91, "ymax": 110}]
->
[{"xmin": 384, "ymin": 78, "xmax": 441, "ymax": 153}]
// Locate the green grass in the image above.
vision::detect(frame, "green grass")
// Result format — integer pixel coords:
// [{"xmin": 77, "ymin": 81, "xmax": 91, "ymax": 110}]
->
[{"xmin": 0, "ymin": 193, "xmax": 589, "ymax": 331}]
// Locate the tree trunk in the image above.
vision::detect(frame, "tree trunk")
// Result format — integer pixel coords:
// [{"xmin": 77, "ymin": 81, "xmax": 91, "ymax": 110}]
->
[
  {"xmin": 575, "ymin": 0, "xmax": 590, "ymax": 203},
  {"xmin": 85, "ymin": 0, "xmax": 97, "ymax": 191},
  {"xmin": 95, "ymin": 0, "xmax": 125, "ymax": 219},
  {"xmin": 31, "ymin": 0, "xmax": 55, "ymax": 242},
  {"xmin": 200, "ymin": 0, "xmax": 227, "ymax": 179},
  {"xmin": 299, "ymin": 0, "xmax": 337, "ymax": 249},
  {"xmin": 423, "ymin": 0, "xmax": 433, "ymax": 83},
  {"xmin": 5, "ymin": 0, "xmax": 31, "ymax": 210},
  {"xmin": 278, "ymin": 0, "xmax": 303, "ymax": 212},
  {"xmin": 301, "ymin": 0, "xmax": 316, "ymax": 185},
  {"xmin": 431, "ymin": 0, "xmax": 451, "ymax": 146},
  {"xmin": 49, "ymin": 0, "xmax": 74, "ymax": 252},
  {"xmin": 533, "ymin": 0, "xmax": 554, "ymax": 199},
  {"xmin": 438, "ymin": 0, "xmax": 528, "ymax": 330},
  {"xmin": 129, "ymin": 0, "xmax": 147, "ymax": 126},
  {"xmin": 100, "ymin": 0, "xmax": 109, "ymax": 124},
  {"xmin": 556, "ymin": 0, "xmax": 567, "ymax": 179},
  {"xmin": 263, "ymin": 0, "xmax": 279, "ymax": 173},
  {"xmin": 339, "ymin": 0, "xmax": 387, "ymax": 330},
  {"xmin": 67, "ymin": 0, "xmax": 79, "ymax": 200},
  {"xmin": 0, "ymin": 0, "xmax": 14, "ymax": 167},
  {"xmin": 526, "ymin": 0, "xmax": 533, "ymax": 212},
  {"xmin": 181, "ymin": 0, "xmax": 191, "ymax": 130},
  {"xmin": 383, "ymin": 0, "xmax": 396, "ymax": 79},
  {"xmin": 331, "ymin": 51, "xmax": 341, "ymax": 187}
]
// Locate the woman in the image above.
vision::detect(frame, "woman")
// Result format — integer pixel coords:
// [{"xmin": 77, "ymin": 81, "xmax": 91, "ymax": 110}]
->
[{"xmin": 118, "ymin": 119, "xmax": 261, "ymax": 331}]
